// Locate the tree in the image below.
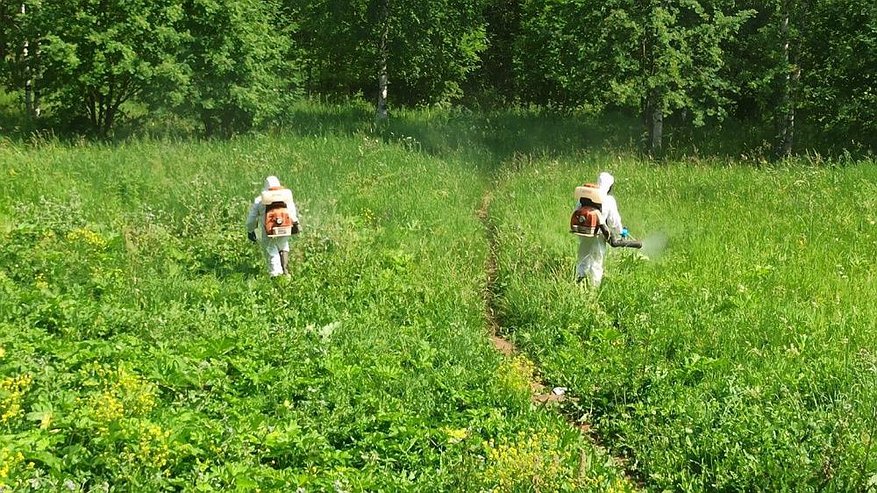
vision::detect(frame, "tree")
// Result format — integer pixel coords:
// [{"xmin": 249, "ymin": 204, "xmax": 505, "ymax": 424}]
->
[
  {"xmin": 726, "ymin": 0, "xmax": 877, "ymax": 156},
  {"xmin": 1, "ymin": 2, "xmax": 40, "ymax": 118},
  {"xmin": 0, "ymin": 4, "xmax": 22, "ymax": 86},
  {"xmin": 517, "ymin": 0, "xmax": 752, "ymax": 155},
  {"xmin": 376, "ymin": 0, "xmax": 390, "ymax": 119},
  {"xmin": 728, "ymin": 0, "xmax": 807, "ymax": 158},
  {"xmin": 797, "ymin": 0, "xmax": 877, "ymax": 152},
  {"xmin": 291, "ymin": 0, "xmax": 488, "ymax": 115},
  {"xmin": 468, "ymin": 0, "xmax": 523, "ymax": 106},
  {"xmin": 30, "ymin": 0, "xmax": 188, "ymax": 135},
  {"xmin": 179, "ymin": 0, "xmax": 296, "ymax": 136}
]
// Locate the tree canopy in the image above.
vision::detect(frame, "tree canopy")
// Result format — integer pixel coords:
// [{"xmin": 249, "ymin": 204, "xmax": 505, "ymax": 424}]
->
[{"xmin": 1, "ymin": 0, "xmax": 874, "ymax": 153}]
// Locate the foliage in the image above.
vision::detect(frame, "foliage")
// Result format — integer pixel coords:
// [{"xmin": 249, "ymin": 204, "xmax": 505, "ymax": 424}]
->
[
  {"xmin": 0, "ymin": 3, "xmax": 23, "ymax": 88},
  {"xmin": 467, "ymin": 0, "xmax": 523, "ymax": 107},
  {"xmin": 178, "ymin": 0, "xmax": 298, "ymax": 136},
  {"xmin": 725, "ymin": 0, "xmax": 877, "ymax": 155},
  {"xmin": 26, "ymin": 0, "xmax": 189, "ymax": 136},
  {"xmin": 291, "ymin": 0, "xmax": 488, "ymax": 107},
  {"xmin": 797, "ymin": 0, "xmax": 877, "ymax": 150},
  {"xmin": 516, "ymin": 0, "xmax": 753, "ymax": 151},
  {"xmin": 0, "ymin": 0, "xmax": 873, "ymax": 155}
]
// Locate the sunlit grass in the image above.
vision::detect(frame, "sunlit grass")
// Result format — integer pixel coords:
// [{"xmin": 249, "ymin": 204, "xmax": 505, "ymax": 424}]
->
[
  {"xmin": 0, "ymin": 119, "xmax": 627, "ymax": 490},
  {"xmin": 491, "ymin": 157, "xmax": 877, "ymax": 491},
  {"xmin": 4, "ymin": 102, "xmax": 873, "ymax": 490}
]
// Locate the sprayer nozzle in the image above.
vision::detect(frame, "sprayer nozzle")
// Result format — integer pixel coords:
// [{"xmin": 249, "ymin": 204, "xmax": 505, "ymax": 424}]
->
[{"xmin": 609, "ymin": 238, "xmax": 642, "ymax": 249}]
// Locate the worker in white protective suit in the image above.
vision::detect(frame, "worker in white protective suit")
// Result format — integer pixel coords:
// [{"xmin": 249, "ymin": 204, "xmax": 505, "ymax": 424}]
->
[
  {"xmin": 576, "ymin": 172, "xmax": 626, "ymax": 287},
  {"xmin": 246, "ymin": 176, "xmax": 300, "ymax": 276}
]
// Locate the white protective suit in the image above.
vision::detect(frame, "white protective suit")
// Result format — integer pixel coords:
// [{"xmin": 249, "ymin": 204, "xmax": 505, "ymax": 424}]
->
[
  {"xmin": 576, "ymin": 172, "xmax": 624, "ymax": 287},
  {"xmin": 246, "ymin": 176, "xmax": 299, "ymax": 276}
]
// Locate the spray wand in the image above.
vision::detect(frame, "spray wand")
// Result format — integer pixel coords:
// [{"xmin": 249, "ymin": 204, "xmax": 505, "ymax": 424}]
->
[{"xmin": 608, "ymin": 227, "xmax": 642, "ymax": 249}]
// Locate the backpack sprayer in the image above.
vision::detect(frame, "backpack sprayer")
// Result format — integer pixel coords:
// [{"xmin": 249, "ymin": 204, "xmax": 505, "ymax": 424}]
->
[
  {"xmin": 255, "ymin": 186, "xmax": 299, "ymax": 276},
  {"xmin": 261, "ymin": 188, "xmax": 299, "ymax": 237},
  {"xmin": 570, "ymin": 184, "xmax": 641, "ymax": 249}
]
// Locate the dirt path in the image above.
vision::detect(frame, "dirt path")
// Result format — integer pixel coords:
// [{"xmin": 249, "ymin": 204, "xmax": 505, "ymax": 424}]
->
[
  {"xmin": 477, "ymin": 191, "xmax": 640, "ymax": 484},
  {"xmin": 478, "ymin": 192, "xmax": 565, "ymax": 405}
]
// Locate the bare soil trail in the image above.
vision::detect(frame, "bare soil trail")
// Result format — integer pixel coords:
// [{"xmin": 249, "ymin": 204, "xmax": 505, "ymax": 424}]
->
[
  {"xmin": 477, "ymin": 191, "xmax": 641, "ymax": 486},
  {"xmin": 477, "ymin": 192, "xmax": 567, "ymax": 405}
]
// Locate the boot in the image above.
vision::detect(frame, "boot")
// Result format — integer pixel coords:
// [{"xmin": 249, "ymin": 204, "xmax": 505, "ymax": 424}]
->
[{"xmin": 279, "ymin": 250, "xmax": 290, "ymax": 275}]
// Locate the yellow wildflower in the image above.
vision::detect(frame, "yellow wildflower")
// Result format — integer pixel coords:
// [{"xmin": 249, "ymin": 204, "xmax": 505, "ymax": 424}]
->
[
  {"xmin": 442, "ymin": 427, "xmax": 469, "ymax": 445},
  {"xmin": 498, "ymin": 355, "xmax": 536, "ymax": 395},
  {"xmin": 1, "ymin": 374, "xmax": 33, "ymax": 423},
  {"xmin": 66, "ymin": 227, "xmax": 107, "ymax": 248},
  {"xmin": 35, "ymin": 273, "xmax": 49, "ymax": 291},
  {"xmin": 482, "ymin": 431, "xmax": 580, "ymax": 492},
  {"xmin": 122, "ymin": 421, "xmax": 172, "ymax": 470},
  {"xmin": 91, "ymin": 392, "xmax": 124, "ymax": 431},
  {"xmin": 0, "ymin": 447, "xmax": 24, "ymax": 481}
]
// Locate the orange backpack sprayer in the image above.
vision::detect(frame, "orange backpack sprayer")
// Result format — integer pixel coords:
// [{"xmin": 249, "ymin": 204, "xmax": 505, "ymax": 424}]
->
[
  {"xmin": 261, "ymin": 187, "xmax": 298, "ymax": 237},
  {"xmin": 570, "ymin": 184, "xmax": 603, "ymax": 237},
  {"xmin": 570, "ymin": 184, "xmax": 642, "ymax": 248}
]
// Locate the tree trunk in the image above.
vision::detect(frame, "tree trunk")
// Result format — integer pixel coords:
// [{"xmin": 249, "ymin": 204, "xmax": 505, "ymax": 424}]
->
[
  {"xmin": 776, "ymin": 5, "xmax": 797, "ymax": 159},
  {"xmin": 650, "ymin": 104, "xmax": 663, "ymax": 156},
  {"xmin": 644, "ymin": 89, "xmax": 664, "ymax": 157},
  {"xmin": 24, "ymin": 45, "xmax": 32, "ymax": 116},
  {"xmin": 104, "ymin": 105, "xmax": 116, "ymax": 136},
  {"xmin": 203, "ymin": 112, "xmax": 216, "ymax": 137},
  {"xmin": 641, "ymin": 4, "xmax": 663, "ymax": 158},
  {"xmin": 782, "ymin": 66, "xmax": 800, "ymax": 159},
  {"xmin": 22, "ymin": 4, "xmax": 33, "ymax": 118},
  {"xmin": 32, "ymin": 37, "xmax": 40, "ymax": 117},
  {"xmin": 375, "ymin": 0, "xmax": 389, "ymax": 121}
]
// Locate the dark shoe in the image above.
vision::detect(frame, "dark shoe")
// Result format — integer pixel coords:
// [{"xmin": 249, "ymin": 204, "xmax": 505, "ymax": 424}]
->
[{"xmin": 279, "ymin": 251, "xmax": 290, "ymax": 275}]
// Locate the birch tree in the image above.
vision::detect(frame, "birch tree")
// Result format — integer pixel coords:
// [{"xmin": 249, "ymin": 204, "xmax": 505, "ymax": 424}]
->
[
  {"xmin": 291, "ymin": 0, "xmax": 487, "ymax": 115},
  {"xmin": 1, "ymin": 2, "xmax": 41, "ymax": 118},
  {"xmin": 517, "ymin": 0, "xmax": 752, "ymax": 155}
]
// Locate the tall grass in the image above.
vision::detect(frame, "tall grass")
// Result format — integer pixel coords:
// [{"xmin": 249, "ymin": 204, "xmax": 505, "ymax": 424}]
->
[
  {"xmin": 490, "ymin": 156, "xmax": 877, "ymax": 491},
  {"xmin": 5, "ymin": 102, "xmax": 873, "ymax": 491},
  {"xmin": 0, "ymin": 125, "xmax": 630, "ymax": 490}
]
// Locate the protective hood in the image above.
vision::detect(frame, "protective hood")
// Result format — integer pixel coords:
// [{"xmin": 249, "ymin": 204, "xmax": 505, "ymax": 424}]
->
[
  {"xmin": 264, "ymin": 176, "xmax": 281, "ymax": 190},
  {"xmin": 597, "ymin": 172, "xmax": 615, "ymax": 194}
]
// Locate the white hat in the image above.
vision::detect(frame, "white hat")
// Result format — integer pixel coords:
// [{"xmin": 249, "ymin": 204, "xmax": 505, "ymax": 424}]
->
[
  {"xmin": 264, "ymin": 176, "xmax": 281, "ymax": 190},
  {"xmin": 597, "ymin": 172, "xmax": 615, "ymax": 194}
]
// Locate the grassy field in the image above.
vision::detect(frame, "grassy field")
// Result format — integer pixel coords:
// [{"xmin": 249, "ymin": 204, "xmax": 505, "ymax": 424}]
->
[
  {"xmin": 0, "ymin": 114, "xmax": 631, "ymax": 491},
  {"xmin": 1, "ymin": 104, "xmax": 876, "ymax": 491},
  {"xmin": 490, "ymin": 157, "xmax": 877, "ymax": 491}
]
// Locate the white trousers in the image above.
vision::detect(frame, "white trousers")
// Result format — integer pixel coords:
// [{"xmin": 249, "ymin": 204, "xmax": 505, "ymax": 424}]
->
[
  {"xmin": 576, "ymin": 236, "xmax": 607, "ymax": 287},
  {"xmin": 261, "ymin": 236, "xmax": 290, "ymax": 276}
]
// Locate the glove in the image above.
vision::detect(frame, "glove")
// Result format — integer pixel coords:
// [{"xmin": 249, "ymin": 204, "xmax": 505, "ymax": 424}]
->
[
  {"xmin": 621, "ymin": 228, "xmax": 630, "ymax": 239},
  {"xmin": 247, "ymin": 231, "xmax": 257, "ymax": 243}
]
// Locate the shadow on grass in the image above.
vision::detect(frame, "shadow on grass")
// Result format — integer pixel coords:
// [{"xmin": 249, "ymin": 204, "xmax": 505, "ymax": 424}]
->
[
  {"xmin": 197, "ymin": 256, "xmax": 264, "ymax": 279},
  {"xmin": 280, "ymin": 102, "xmax": 876, "ymax": 165},
  {"xmin": 5, "ymin": 93, "xmax": 871, "ymax": 163},
  {"xmin": 281, "ymin": 102, "xmax": 643, "ymax": 171}
]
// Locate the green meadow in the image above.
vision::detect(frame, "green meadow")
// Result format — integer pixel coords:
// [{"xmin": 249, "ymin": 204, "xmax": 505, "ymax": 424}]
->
[
  {"xmin": 490, "ymin": 158, "xmax": 877, "ymax": 491},
  {"xmin": 0, "ymin": 107, "xmax": 630, "ymax": 492},
  {"xmin": 1, "ymin": 105, "xmax": 876, "ymax": 491}
]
